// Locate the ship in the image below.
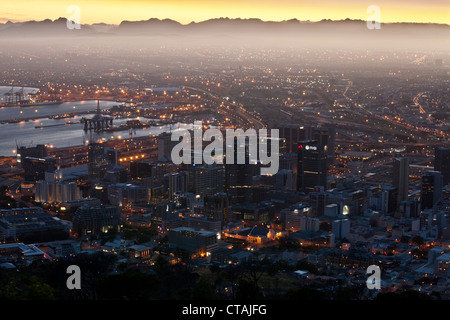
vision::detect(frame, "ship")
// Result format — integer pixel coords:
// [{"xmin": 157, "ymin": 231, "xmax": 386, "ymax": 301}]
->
[{"xmin": 19, "ymin": 100, "xmax": 63, "ymax": 107}]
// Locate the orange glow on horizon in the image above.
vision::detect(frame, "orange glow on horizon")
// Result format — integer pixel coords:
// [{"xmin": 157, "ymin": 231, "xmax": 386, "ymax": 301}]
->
[{"xmin": 0, "ymin": 0, "xmax": 448, "ymax": 25}]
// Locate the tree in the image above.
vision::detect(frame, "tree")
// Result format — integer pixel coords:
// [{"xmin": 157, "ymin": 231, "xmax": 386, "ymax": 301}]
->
[
  {"xmin": 0, "ymin": 269, "xmax": 55, "ymax": 300},
  {"xmin": 335, "ymin": 286, "xmax": 356, "ymax": 300},
  {"xmin": 285, "ymin": 286, "xmax": 325, "ymax": 300},
  {"xmin": 95, "ymin": 270, "xmax": 159, "ymax": 300},
  {"xmin": 235, "ymin": 278, "xmax": 261, "ymax": 300},
  {"xmin": 295, "ymin": 260, "xmax": 319, "ymax": 275},
  {"xmin": 193, "ymin": 276, "xmax": 216, "ymax": 300},
  {"xmin": 375, "ymin": 290, "xmax": 431, "ymax": 300}
]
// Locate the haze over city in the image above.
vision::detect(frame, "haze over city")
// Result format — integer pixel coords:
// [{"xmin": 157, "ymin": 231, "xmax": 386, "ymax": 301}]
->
[{"xmin": 0, "ymin": 0, "xmax": 449, "ymax": 308}]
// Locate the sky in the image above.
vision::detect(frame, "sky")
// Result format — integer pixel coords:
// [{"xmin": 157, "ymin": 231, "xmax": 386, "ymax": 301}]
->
[{"xmin": 0, "ymin": 0, "xmax": 448, "ymax": 25}]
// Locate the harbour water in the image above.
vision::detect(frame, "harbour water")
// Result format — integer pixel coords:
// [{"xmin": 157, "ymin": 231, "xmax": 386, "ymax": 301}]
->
[{"xmin": 0, "ymin": 99, "xmax": 185, "ymax": 156}]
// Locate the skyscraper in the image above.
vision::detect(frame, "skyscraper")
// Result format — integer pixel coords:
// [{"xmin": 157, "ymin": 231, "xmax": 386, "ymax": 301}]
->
[
  {"xmin": 313, "ymin": 126, "xmax": 336, "ymax": 163},
  {"xmin": 88, "ymin": 143, "xmax": 117, "ymax": 181},
  {"xmin": 224, "ymin": 138, "xmax": 255, "ymax": 204},
  {"xmin": 297, "ymin": 140, "xmax": 328, "ymax": 193},
  {"xmin": 166, "ymin": 171, "xmax": 189, "ymax": 201},
  {"xmin": 158, "ymin": 132, "xmax": 180, "ymax": 161},
  {"xmin": 204, "ymin": 192, "xmax": 230, "ymax": 222},
  {"xmin": 188, "ymin": 164, "xmax": 225, "ymax": 199},
  {"xmin": 22, "ymin": 156, "xmax": 56, "ymax": 182},
  {"xmin": 16, "ymin": 144, "xmax": 47, "ymax": 168},
  {"xmin": 435, "ymin": 147, "xmax": 450, "ymax": 186},
  {"xmin": 277, "ymin": 125, "xmax": 309, "ymax": 154},
  {"xmin": 393, "ymin": 157, "xmax": 409, "ymax": 204},
  {"xmin": 421, "ymin": 171, "xmax": 443, "ymax": 210},
  {"xmin": 277, "ymin": 125, "xmax": 335, "ymax": 161}
]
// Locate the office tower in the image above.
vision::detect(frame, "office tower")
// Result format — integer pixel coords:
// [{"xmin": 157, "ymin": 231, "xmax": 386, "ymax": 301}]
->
[
  {"xmin": 104, "ymin": 166, "xmax": 128, "ymax": 184},
  {"xmin": 204, "ymin": 192, "xmax": 230, "ymax": 222},
  {"xmin": 108, "ymin": 183, "xmax": 150, "ymax": 207},
  {"xmin": 22, "ymin": 157, "xmax": 56, "ymax": 182},
  {"xmin": 187, "ymin": 164, "xmax": 225, "ymax": 199},
  {"xmin": 157, "ymin": 132, "xmax": 180, "ymax": 161},
  {"xmin": 225, "ymin": 162, "xmax": 254, "ymax": 204},
  {"xmin": 313, "ymin": 126, "xmax": 336, "ymax": 163},
  {"xmin": 279, "ymin": 152, "xmax": 297, "ymax": 172},
  {"xmin": 332, "ymin": 219, "xmax": 351, "ymax": 240},
  {"xmin": 72, "ymin": 204, "xmax": 121, "ymax": 236},
  {"xmin": 393, "ymin": 157, "xmax": 409, "ymax": 204},
  {"xmin": 88, "ymin": 143, "xmax": 116, "ymax": 181},
  {"xmin": 435, "ymin": 147, "xmax": 450, "ymax": 185},
  {"xmin": 224, "ymin": 137, "xmax": 256, "ymax": 204},
  {"xmin": 166, "ymin": 171, "xmax": 189, "ymax": 201},
  {"xmin": 16, "ymin": 144, "xmax": 47, "ymax": 168},
  {"xmin": 284, "ymin": 203, "xmax": 313, "ymax": 232},
  {"xmin": 400, "ymin": 199, "xmax": 421, "ymax": 218},
  {"xmin": 275, "ymin": 169, "xmax": 297, "ymax": 190},
  {"xmin": 173, "ymin": 191, "xmax": 196, "ymax": 212},
  {"xmin": 297, "ymin": 140, "xmax": 328, "ymax": 194},
  {"xmin": 277, "ymin": 125, "xmax": 310, "ymax": 154},
  {"xmin": 421, "ymin": 171, "xmax": 443, "ymax": 210},
  {"xmin": 309, "ymin": 186, "xmax": 327, "ymax": 217},
  {"xmin": 277, "ymin": 125, "xmax": 335, "ymax": 161},
  {"xmin": 130, "ymin": 161, "xmax": 154, "ymax": 180},
  {"xmin": 381, "ymin": 185, "xmax": 398, "ymax": 215}
]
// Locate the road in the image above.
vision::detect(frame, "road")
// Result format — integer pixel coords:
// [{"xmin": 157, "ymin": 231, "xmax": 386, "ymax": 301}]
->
[{"xmin": 182, "ymin": 85, "xmax": 266, "ymax": 130}]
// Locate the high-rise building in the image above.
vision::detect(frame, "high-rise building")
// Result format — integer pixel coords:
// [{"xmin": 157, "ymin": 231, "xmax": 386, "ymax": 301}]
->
[
  {"xmin": 313, "ymin": 127, "xmax": 336, "ymax": 163},
  {"xmin": 332, "ymin": 219, "xmax": 351, "ymax": 240},
  {"xmin": 381, "ymin": 185, "xmax": 398, "ymax": 215},
  {"xmin": 421, "ymin": 171, "xmax": 443, "ymax": 210},
  {"xmin": 275, "ymin": 169, "xmax": 297, "ymax": 190},
  {"xmin": 393, "ymin": 157, "xmax": 409, "ymax": 204},
  {"xmin": 435, "ymin": 147, "xmax": 450, "ymax": 186},
  {"xmin": 130, "ymin": 161, "xmax": 154, "ymax": 180},
  {"xmin": 157, "ymin": 132, "xmax": 180, "ymax": 161},
  {"xmin": 108, "ymin": 183, "xmax": 150, "ymax": 207},
  {"xmin": 22, "ymin": 157, "xmax": 56, "ymax": 182},
  {"xmin": 225, "ymin": 162, "xmax": 254, "ymax": 204},
  {"xmin": 16, "ymin": 144, "xmax": 47, "ymax": 168},
  {"xmin": 277, "ymin": 125, "xmax": 310, "ymax": 154},
  {"xmin": 204, "ymin": 192, "xmax": 230, "ymax": 222},
  {"xmin": 297, "ymin": 140, "xmax": 328, "ymax": 193},
  {"xmin": 190, "ymin": 164, "xmax": 225, "ymax": 199},
  {"xmin": 166, "ymin": 171, "xmax": 189, "ymax": 201},
  {"xmin": 88, "ymin": 143, "xmax": 117, "ymax": 181},
  {"xmin": 283, "ymin": 203, "xmax": 313, "ymax": 232},
  {"xmin": 277, "ymin": 125, "xmax": 335, "ymax": 161},
  {"xmin": 104, "ymin": 166, "xmax": 128, "ymax": 184}
]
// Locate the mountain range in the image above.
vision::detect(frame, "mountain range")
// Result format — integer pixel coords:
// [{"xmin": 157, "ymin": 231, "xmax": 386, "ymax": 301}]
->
[{"xmin": 0, "ymin": 17, "xmax": 448, "ymax": 39}]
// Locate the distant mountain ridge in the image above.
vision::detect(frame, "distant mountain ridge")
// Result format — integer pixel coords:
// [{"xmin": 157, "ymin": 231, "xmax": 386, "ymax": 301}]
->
[{"xmin": 0, "ymin": 17, "xmax": 448, "ymax": 38}]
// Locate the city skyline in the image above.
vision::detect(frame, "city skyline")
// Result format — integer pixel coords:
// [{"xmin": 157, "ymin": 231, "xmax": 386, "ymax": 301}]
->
[
  {"xmin": 1, "ymin": 0, "xmax": 449, "ymax": 25},
  {"xmin": 0, "ymin": 0, "xmax": 449, "ymax": 305}
]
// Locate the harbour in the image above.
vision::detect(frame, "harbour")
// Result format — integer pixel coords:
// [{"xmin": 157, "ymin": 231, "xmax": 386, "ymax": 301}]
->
[{"xmin": 0, "ymin": 98, "xmax": 184, "ymax": 156}]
